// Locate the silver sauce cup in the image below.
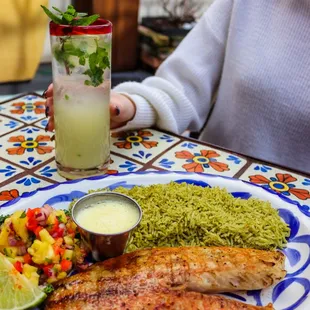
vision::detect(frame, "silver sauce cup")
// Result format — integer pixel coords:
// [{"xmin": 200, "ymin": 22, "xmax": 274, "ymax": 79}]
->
[{"xmin": 71, "ymin": 192, "xmax": 142, "ymax": 261}]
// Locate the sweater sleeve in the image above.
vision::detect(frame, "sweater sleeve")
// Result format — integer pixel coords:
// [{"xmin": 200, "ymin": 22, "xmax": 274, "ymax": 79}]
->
[{"xmin": 113, "ymin": 0, "xmax": 233, "ymax": 134}]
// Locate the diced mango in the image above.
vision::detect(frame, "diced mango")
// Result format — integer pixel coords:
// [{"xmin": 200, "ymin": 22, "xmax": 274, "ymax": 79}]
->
[
  {"xmin": 53, "ymin": 264, "xmax": 61, "ymax": 272},
  {"xmin": 55, "ymin": 210, "xmax": 67, "ymax": 224},
  {"xmin": 62, "ymin": 249, "xmax": 73, "ymax": 260},
  {"xmin": 11, "ymin": 210, "xmax": 29, "ymax": 242},
  {"xmin": 29, "ymin": 240, "xmax": 55, "ymax": 265},
  {"xmin": 57, "ymin": 271, "xmax": 67, "ymax": 280},
  {"xmin": 64, "ymin": 236, "xmax": 73, "ymax": 246},
  {"xmin": 2, "ymin": 247, "xmax": 18, "ymax": 258},
  {"xmin": 47, "ymin": 276, "xmax": 57, "ymax": 284},
  {"xmin": 23, "ymin": 263, "xmax": 39, "ymax": 286},
  {"xmin": 7, "ymin": 256, "xmax": 24, "ymax": 264},
  {"xmin": 46, "ymin": 213, "xmax": 57, "ymax": 226},
  {"xmin": 0, "ymin": 221, "xmax": 11, "ymax": 246},
  {"xmin": 23, "ymin": 264, "xmax": 38, "ymax": 278},
  {"xmin": 39, "ymin": 229, "xmax": 55, "ymax": 244},
  {"xmin": 29, "ymin": 273, "xmax": 40, "ymax": 286}
]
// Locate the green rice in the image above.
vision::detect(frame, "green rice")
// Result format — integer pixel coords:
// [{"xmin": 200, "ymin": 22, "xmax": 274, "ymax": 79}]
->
[{"xmin": 75, "ymin": 182, "xmax": 290, "ymax": 252}]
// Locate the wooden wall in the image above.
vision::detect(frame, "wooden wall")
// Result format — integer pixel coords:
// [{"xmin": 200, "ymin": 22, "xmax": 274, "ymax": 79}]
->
[{"xmin": 74, "ymin": 0, "xmax": 140, "ymax": 72}]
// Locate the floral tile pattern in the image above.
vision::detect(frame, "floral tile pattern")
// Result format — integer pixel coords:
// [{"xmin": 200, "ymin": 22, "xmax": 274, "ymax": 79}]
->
[
  {"xmin": 0, "ymin": 177, "xmax": 52, "ymax": 204},
  {"xmin": 33, "ymin": 154, "xmax": 143, "ymax": 183},
  {"xmin": 33, "ymin": 160, "xmax": 65, "ymax": 183},
  {"xmin": 0, "ymin": 126, "xmax": 54, "ymax": 169},
  {"xmin": 0, "ymin": 95, "xmax": 46, "ymax": 124},
  {"xmin": 107, "ymin": 155, "xmax": 143, "ymax": 174},
  {"xmin": 34, "ymin": 118, "xmax": 48, "ymax": 130},
  {"xmin": 0, "ymin": 115, "xmax": 24, "ymax": 136},
  {"xmin": 240, "ymin": 164, "xmax": 310, "ymax": 206},
  {"xmin": 153, "ymin": 141, "xmax": 247, "ymax": 177},
  {"xmin": 111, "ymin": 129, "xmax": 180, "ymax": 163},
  {"xmin": 1, "ymin": 93, "xmax": 308, "ymax": 208},
  {"xmin": 0, "ymin": 161, "xmax": 24, "ymax": 183}
]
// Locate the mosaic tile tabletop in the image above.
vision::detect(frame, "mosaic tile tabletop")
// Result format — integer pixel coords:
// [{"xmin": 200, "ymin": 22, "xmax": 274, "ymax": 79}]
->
[{"xmin": 0, "ymin": 93, "xmax": 309, "ymax": 209}]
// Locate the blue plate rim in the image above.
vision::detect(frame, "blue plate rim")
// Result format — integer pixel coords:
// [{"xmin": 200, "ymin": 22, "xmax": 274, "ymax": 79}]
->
[{"xmin": 0, "ymin": 171, "xmax": 304, "ymax": 212}]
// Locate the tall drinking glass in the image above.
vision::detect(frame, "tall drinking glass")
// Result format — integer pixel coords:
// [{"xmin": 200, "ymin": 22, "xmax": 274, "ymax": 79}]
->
[{"xmin": 49, "ymin": 19, "xmax": 112, "ymax": 179}]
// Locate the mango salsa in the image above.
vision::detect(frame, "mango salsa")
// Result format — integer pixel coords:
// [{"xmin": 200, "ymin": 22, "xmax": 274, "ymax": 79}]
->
[
  {"xmin": 11, "ymin": 210, "xmax": 29, "ymax": 242},
  {"xmin": 39, "ymin": 229, "xmax": 55, "ymax": 245},
  {"xmin": 0, "ymin": 205, "xmax": 87, "ymax": 286}
]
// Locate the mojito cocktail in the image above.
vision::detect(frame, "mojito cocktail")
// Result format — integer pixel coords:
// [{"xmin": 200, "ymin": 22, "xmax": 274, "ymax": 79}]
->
[{"xmin": 49, "ymin": 18, "xmax": 112, "ymax": 179}]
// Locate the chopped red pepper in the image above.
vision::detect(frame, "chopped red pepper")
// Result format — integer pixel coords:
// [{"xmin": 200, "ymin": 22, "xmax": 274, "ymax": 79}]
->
[
  {"xmin": 42, "ymin": 264, "xmax": 55, "ymax": 277},
  {"xmin": 48, "ymin": 218, "xmax": 65, "ymax": 238},
  {"xmin": 23, "ymin": 253, "xmax": 32, "ymax": 264},
  {"xmin": 34, "ymin": 226, "xmax": 43, "ymax": 238},
  {"xmin": 60, "ymin": 259, "xmax": 72, "ymax": 272},
  {"xmin": 53, "ymin": 244, "xmax": 65, "ymax": 256},
  {"xmin": 13, "ymin": 261, "xmax": 23, "ymax": 273},
  {"xmin": 26, "ymin": 208, "xmax": 41, "ymax": 232}
]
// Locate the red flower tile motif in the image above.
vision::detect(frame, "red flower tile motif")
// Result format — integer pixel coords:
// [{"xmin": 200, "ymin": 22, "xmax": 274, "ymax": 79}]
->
[
  {"xmin": 175, "ymin": 150, "xmax": 229, "ymax": 173},
  {"xmin": 6, "ymin": 135, "xmax": 54, "ymax": 155},
  {"xmin": 249, "ymin": 173, "xmax": 310, "ymax": 200},
  {"xmin": 10, "ymin": 101, "xmax": 45, "ymax": 115},
  {"xmin": 107, "ymin": 159, "xmax": 118, "ymax": 174},
  {"xmin": 112, "ymin": 130, "xmax": 158, "ymax": 149},
  {"xmin": 0, "ymin": 189, "xmax": 19, "ymax": 201}
]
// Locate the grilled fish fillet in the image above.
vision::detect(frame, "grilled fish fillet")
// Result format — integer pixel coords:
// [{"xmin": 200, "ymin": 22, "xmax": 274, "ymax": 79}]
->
[
  {"xmin": 46, "ymin": 290, "xmax": 274, "ymax": 310},
  {"xmin": 46, "ymin": 246, "xmax": 285, "ymax": 309}
]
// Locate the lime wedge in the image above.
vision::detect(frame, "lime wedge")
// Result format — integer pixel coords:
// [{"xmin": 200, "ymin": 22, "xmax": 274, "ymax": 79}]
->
[{"xmin": 0, "ymin": 253, "xmax": 46, "ymax": 310}]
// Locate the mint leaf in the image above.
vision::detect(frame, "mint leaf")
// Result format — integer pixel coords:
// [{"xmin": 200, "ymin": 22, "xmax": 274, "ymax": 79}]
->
[
  {"xmin": 43, "ymin": 284, "xmax": 54, "ymax": 294},
  {"xmin": 79, "ymin": 56, "xmax": 86, "ymax": 66},
  {"xmin": 52, "ymin": 6, "xmax": 63, "ymax": 14},
  {"xmin": 42, "ymin": 5, "xmax": 99, "ymax": 26},
  {"xmin": 63, "ymin": 209, "xmax": 71, "ymax": 217},
  {"xmin": 71, "ymin": 14, "xmax": 100, "ymax": 26},
  {"xmin": 0, "ymin": 214, "xmax": 10, "ymax": 225},
  {"xmin": 41, "ymin": 5, "xmax": 63, "ymax": 24},
  {"xmin": 66, "ymin": 5, "xmax": 76, "ymax": 16},
  {"xmin": 88, "ymin": 53, "xmax": 97, "ymax": 73},
  {"xmin": 62, "ymin": 13, "xmax": 74, "ymax": 23}
]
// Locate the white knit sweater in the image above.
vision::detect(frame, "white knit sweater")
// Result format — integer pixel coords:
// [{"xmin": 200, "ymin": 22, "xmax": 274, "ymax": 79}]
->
[{"xmin": 114, "ymin": 0, "xmax": 310, "ymax": 173}]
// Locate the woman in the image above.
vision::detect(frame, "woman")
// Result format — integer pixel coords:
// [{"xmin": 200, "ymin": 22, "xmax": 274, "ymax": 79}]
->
[{"xmin": 45, "ymin": 0, "xmax": 310, "ymax": 173}]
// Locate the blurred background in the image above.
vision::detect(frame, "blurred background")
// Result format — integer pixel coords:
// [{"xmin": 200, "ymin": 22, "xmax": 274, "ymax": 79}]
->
[{"xmin": 0, "ymin": 0, "xmax": 214, "ymax": 98}]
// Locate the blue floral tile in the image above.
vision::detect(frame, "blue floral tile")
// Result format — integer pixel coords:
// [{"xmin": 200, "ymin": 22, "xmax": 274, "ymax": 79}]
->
[
  {"xmin": 0, "ymin": 177, "xmax": 52, "ymax": 206},
  {"xmin": 16, "ymin": 176, "xmax": 41, "ymax": 186},
  {"xmin": 111, "ymin": 129, "xmax": 180, "ymax": 163},
  {"xmin": 0, "ymin": 115, "xmax": 23, "ymax": 136},
  {"xmin": 34, "ymin": 160, "xmax": 65, "ymax": 182},
  {"xmin": 34, "ymin": 118, "xmax": 48, "ymax": 130},
  {"xmin": 0, "ymin": 95, "xmax": 46, "ymax": 124},
  {"xmin": 302, "ymin": 179, "xmax": 310, "ymax": 186},
  {"xmin": 0, "ymin": 126, "xmax": 55, "ymax": 169},
  {"xmin": 152, "ymin": 140, "xmax": 247, "ymax": 177},
  {"xmin": 240, "ymin": 164, "xmax": 310, "ymax": 206},
  {"xmin": 180, "ymin": 142, "xmax": 198, "ymax": 149},
  {"xmin": 108, "ymin": 154, "xmax": 143, "ymax": 174},
  {"xmin": 0, "ymin": 161, "xmax": 24, "ymax": 182},
  {"xmin": 33, "ymin": 154, "xmax": 143, "ymax": 182}
]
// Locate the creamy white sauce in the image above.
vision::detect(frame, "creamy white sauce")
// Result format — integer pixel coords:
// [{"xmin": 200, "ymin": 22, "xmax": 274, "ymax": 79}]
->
[{"xmin": 76, "ymin": 199, "xmax": 139, "ymax": 234}]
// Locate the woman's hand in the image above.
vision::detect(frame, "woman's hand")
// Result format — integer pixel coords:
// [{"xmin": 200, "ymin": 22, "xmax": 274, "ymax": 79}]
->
[{"xmin": 44, "ymin": 84, "xmax": 136, "ymax": 132}]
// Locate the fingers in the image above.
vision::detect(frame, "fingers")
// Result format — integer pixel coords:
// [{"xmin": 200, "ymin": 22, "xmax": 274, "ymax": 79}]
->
[
  {"xmin": 45, "ymin": 97, "xmax": 54, "ymax": 118},
  {"xmin": 43, "ymin": 84, "xmax": 53, "ymax": 99},
  {"xmin": 46, "ymin": 116, "xmax": 55, "ymax": 132},
  {"xmin": 44, "ymin": 84, "xmax": 54, "ymax": 132},
  {"xmin": 110, "ymin": 93, "xmax": 136, "ymax": 129}
]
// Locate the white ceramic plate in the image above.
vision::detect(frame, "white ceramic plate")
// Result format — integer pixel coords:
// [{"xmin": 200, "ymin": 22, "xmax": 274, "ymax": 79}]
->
[{"xmin": 1, "ymin": 171, "xmax": 309, "ymax": 310}]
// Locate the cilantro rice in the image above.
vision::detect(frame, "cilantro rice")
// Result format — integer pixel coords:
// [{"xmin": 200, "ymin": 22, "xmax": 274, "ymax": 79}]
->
[{"xmin": 76, "ymin": 182, "xmax": 290, "ymax": 252}]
